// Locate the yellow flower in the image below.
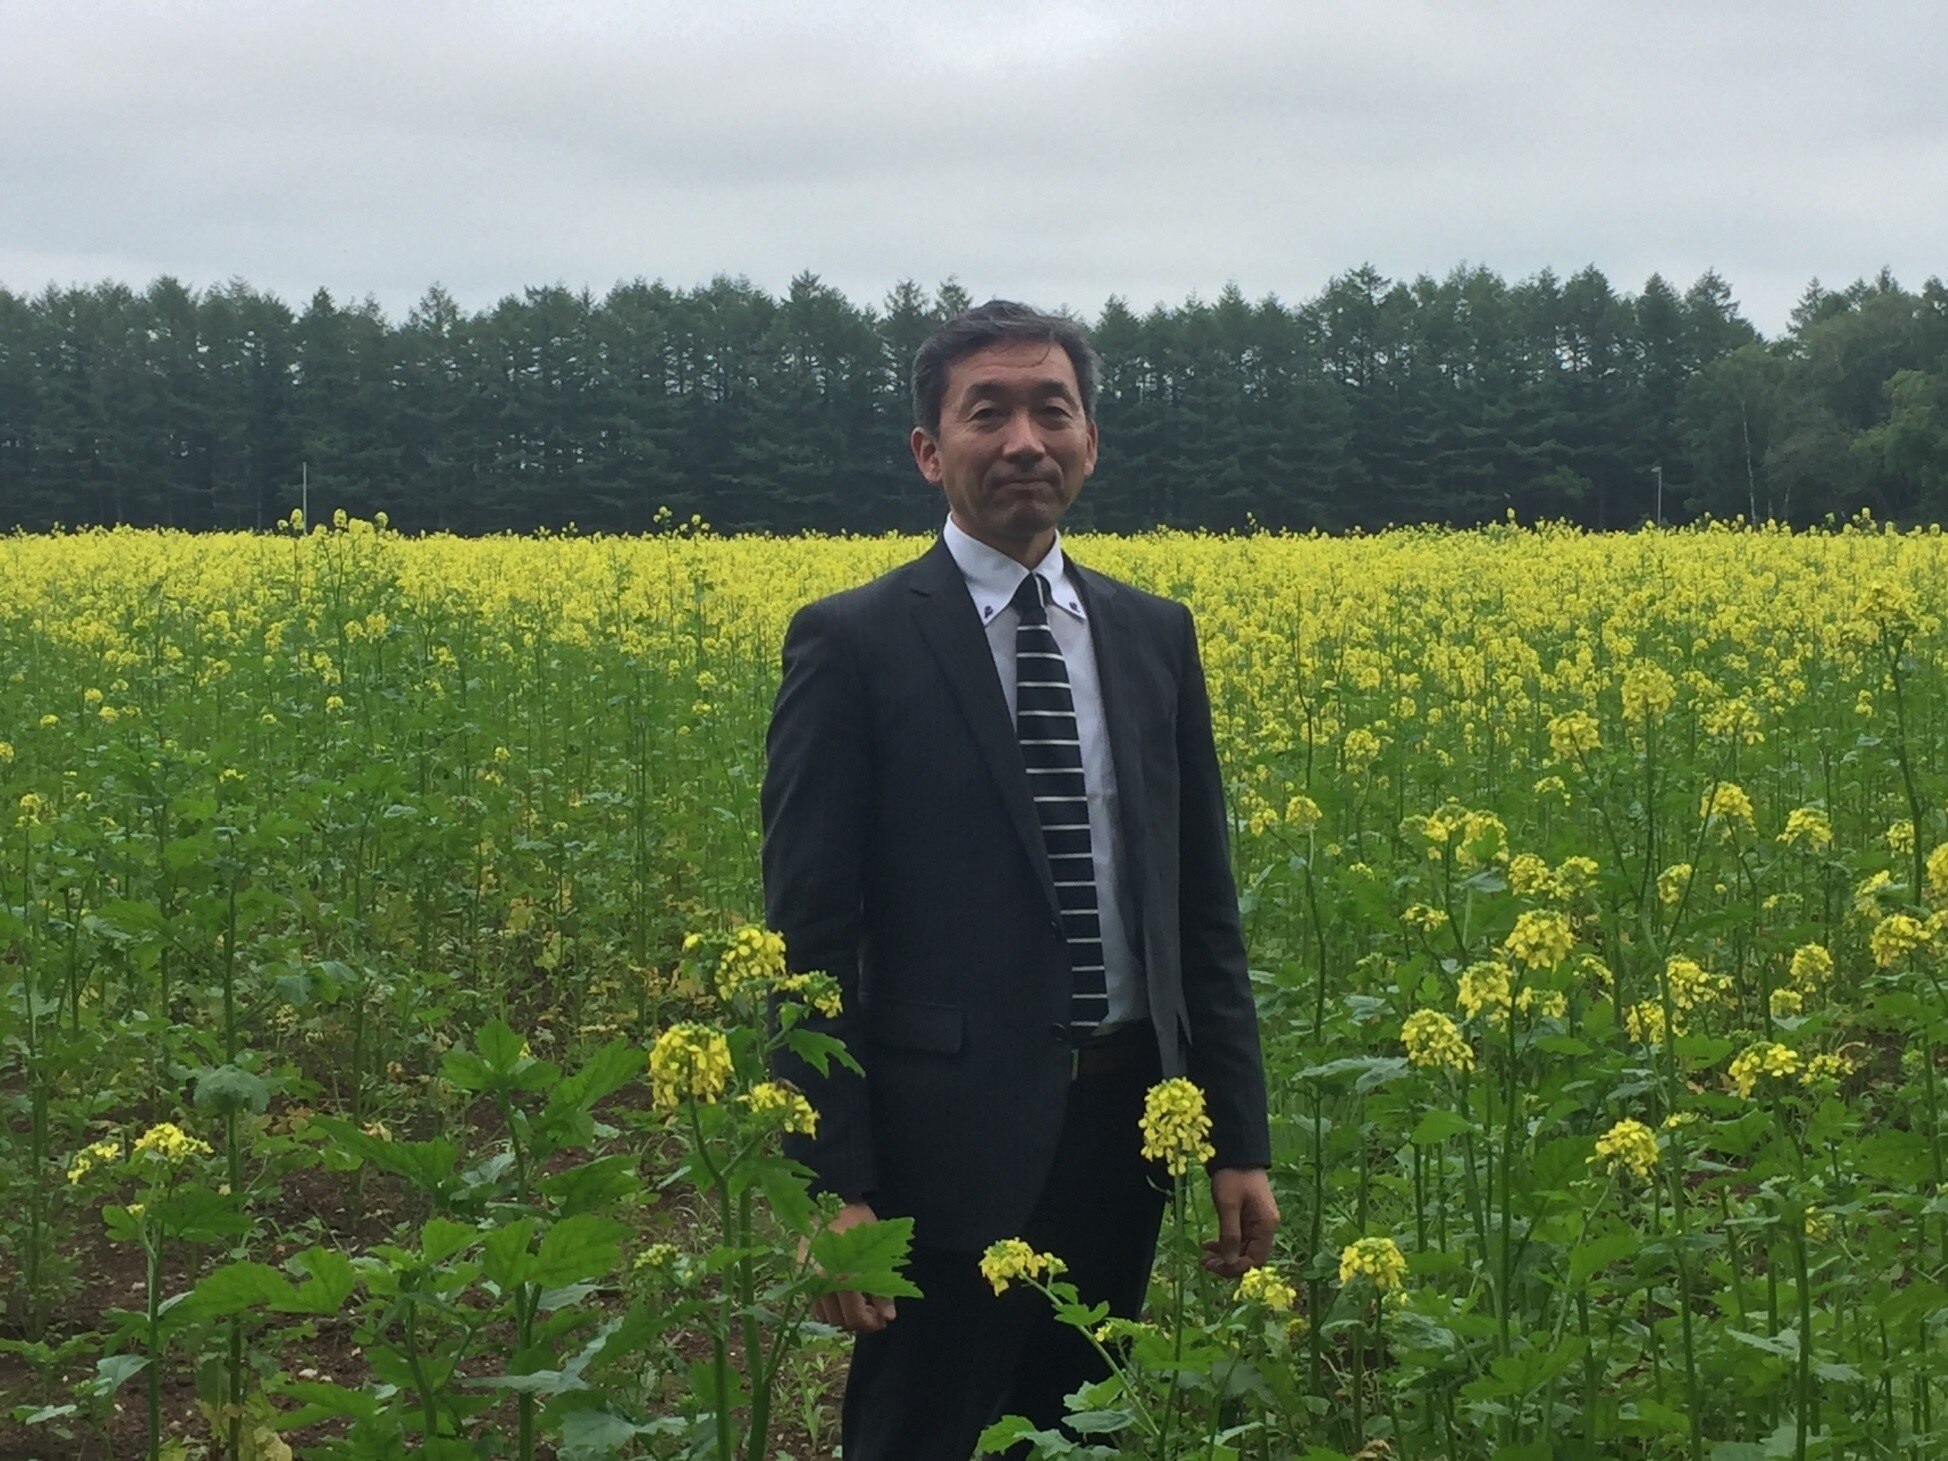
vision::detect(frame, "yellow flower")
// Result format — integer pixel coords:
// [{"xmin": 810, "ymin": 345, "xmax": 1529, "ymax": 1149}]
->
[
  {"xmin": 1665, "ymin": 955, "xmax": 1732, "ymax": 1013},
  {"xmin": 1657, "ymin": 863, "xmax": 1693, "ymax": 907},
  {"xmin": 1590, "ymin": 1118, "xmax": 1659, "ymax": 1181},
  {"xmin": 1401, "ymin": 903, "xmax": 1450, "ymax": 934},
  {"xmin": 774, "ymin": 970, "xmax": 843, "ymax": 1018},
  {"xmin": 1624, "ymin": 1000, "xmax": 1668, "ymax": 1047},
  {"xmin": 1506, "ymin": 853, "xmax": 1554, "ymax": 898},
  {"xmin": 324, "ymin": 694, "xmax": 345, "ymax": 713},
  {"xmin": 713, "ymin": 923, "xmax": 790, "ymax": 999},
  {"xmin": 1342, "ymin": 727, "xmax": 1383, "ymax": 774},
  {"xmin": 1887, "ymin": 820, "xmax": 1916, "ymax": 855},
  {"xmin": 1503, "ymin": 909, "xmax": 1575, "ymax": 970},
  {"xmin": 740, "ymin": 1080, "xmax": 818, "ymax": 1136},
  {"xmin": 1728, "ymin": 1041, "xmax": 1802, "ymax": 1098},
  {"xmin": 1802, "ymin": 1050, "xmax": 1857, "ymax": 1089},
  {"xmin": 1547, "ymin": 710, "xmax": 1602, "ymax": 760},
  {"xmin": 1790, "ymin": 943, "xmax": 1834, "ymax": 990},
  {"xmin": 979, "ymin": 1238, "xmax": 1065, "ymax": 1295},
  {"xmin": 648, "ymin": 1022, "xmax": 734, "ymax": 1109},
  {"xmin": 1284, "ymin": 794, "xmax": 1323, "ymax": 831},
  {"xmin": 1928, "ymin": 843, "xmax": 1948, "ymax": 906},
  {"xmin": 1457, "ymin": 961, "xmax": 1513, "ymax": 1024},
  {"xmin": 1514, "ymin": 986, "xmax": 1567, "ymax": 1020},
  {"xmin": 633, "ymin": 1242, "xmax": 681, "ymax": 1272},
  {"xmin": 1699, "ymin": 782, "xmax": 1756, "ymax": 838},
  {"xmin": 1853, "ymin": 869, "xmax": 1894, "ymax": 918},
  {"xmin": 1139, "ymin": 1078, "xmax": 1217, "ymax": 1177},
  {"xmin": 1401, "ymin": 1008, "xmax": 1474, "ymax": 1072},
  {"xmin": 1338, "ymin": 1236, "xmax": 1408, "ymax": 1294},
  {"xmin": 1235, "ymin": 1266, "xmax": 1298, "ymax": 1310},
  {"xmin": 131, "ymin": 1122, "xmax": 213, "ymax": 1164},
  {"xmin": 1770, "ymin": 987, "xmax": 1804, "ymax": 1018},
  {"xmin": 67, "ymin": 1138, "xmax": 123, "ymax": 1184},
  {"xmin": 38, "ymin": 714, "xmax": 59, "ymax": 729},
  {"xmin": 1777, "ymin": 806, "xmax": 1833, "ymax": 850},
  {"xmin": 1620, "ymin": 663, "xmax": 1676, "ymax": 724},
  {"xmin": 1555, "ymin": 856, "xmax": 1600, "ymax": 896},
  {"xmin": 0, "ymin": 742, "xmax": 12, "ymax": 763},
  {"xmin": 1870, "ymin": 913, "xmax": 1931, "ymax": 968}
]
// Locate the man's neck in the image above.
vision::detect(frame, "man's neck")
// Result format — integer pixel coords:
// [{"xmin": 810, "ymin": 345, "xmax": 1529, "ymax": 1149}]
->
[{"xmin": 948, "ymin": 512, "xmax": 1055, "ymax": 570}]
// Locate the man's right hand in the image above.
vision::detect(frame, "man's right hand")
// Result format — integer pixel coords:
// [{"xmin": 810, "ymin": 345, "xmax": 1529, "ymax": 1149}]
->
[{"xmin": 807, "ymin": 1200, "xmax": 898, "ymax": 1333}]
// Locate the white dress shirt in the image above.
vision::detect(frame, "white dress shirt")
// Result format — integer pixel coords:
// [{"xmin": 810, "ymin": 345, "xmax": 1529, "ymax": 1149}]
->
[{"xmin": 942, "ymin": 516, "xmax": 1146, "ymax": 1030}]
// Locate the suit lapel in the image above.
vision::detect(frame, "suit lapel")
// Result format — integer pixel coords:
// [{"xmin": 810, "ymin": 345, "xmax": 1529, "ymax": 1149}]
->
[{"xmin": 908, "ymin": 541, "xmax": 1063, "ymax": 923}]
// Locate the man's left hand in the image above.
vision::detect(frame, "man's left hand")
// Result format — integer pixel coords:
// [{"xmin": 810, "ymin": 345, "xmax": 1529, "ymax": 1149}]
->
[{"xmin": 1203, "ymin": 1166, "xmax": 1279, "ymax": 1276}]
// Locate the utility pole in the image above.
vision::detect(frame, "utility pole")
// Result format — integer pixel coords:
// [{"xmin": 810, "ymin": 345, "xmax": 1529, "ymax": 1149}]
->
[{"xmin": 1652, "ymin": 463, "xmax": 1664, "ymax": 526}]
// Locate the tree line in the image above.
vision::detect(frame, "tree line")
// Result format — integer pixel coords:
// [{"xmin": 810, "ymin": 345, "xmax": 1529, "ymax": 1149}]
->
[{"xmin": 1, "ymin": 265, "xmax": 1944, "ymax": 536}]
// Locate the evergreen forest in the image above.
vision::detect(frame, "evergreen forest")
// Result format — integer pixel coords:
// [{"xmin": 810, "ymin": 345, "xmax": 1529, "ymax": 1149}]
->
[{"xmin": 1, "ymin": 265, "xmax": 1944, "ymax": 535}]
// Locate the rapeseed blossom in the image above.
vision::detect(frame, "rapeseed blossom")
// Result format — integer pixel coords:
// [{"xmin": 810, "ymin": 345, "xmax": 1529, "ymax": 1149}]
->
[
  {"xmin": 1591, "ymin": 1118, "xmax": 1660, "ymax": 1182},
  {"xmin": 1139, "ymin": 1078, "xmax": 1217, "ymax": 1177},
  {"xmin": 1504, "ymin": 909, "xmax": 1575, "ymax": 970},
  {"xmin": 711, "ymin": 923, "xmax": 790, "ymax": 999},
  {"xmin": 1665, "ymin": 956, "xmax": 1732, "ymax": 1016},
  {"xmin": 1547, "ymin": 710, "xmax": 1601, "ymax": 760},
  {"xmin": 1658, "ymin": 863, "xmax": 1693, "ymax": 907},
  {"xmin": 1699, "ymin": 783, "xmax": 1756, "ymax": 838},
  {"xmin": 740, "ymin": 1081, "xmax": 818, "ymax": 1136},
  {"xmin": 648, "ymin": 1022, "xmax": 734, "ymax": 1109},
  {"xmin": 979, "ymin": 1238, "xmax": 1065, "ymax": 1295},
  {"xmin": 132, "ymin": 1122, "xmax": 213, "ymax": 1164},
  {"xmin": 1729, "ymin": 1042, "xmax": 1802, "ymax": 1098},
  {"xmin": 1620, "ymin": 663, "xmax": 1676, "ymax": 724},
  {"xmin": 1927, "ymin": 843, "xmax": 1948, "ymax": 905},
  {"xmin": 1778, "ymin": 806, "xmax": 1833, "ymax": 850},
  {"xmin": 1338, "ymin": 1236, "xmax": 1408, "ymax": 1294},
  {"xmin": 1870, "ymin": 914, "xmax": 1931, "ymax": 967},
  {"xmin": 1401, "ymin": 1009, "xmax": 1474, "ymax": 1072},
  {"xmin": 1790, "ymin": 943, "xmax": 1835, "ymax": 990},
  {"xmin": 1456, "ymin": 961, "xmax": 1514, "ymax": 1024},
  {"xmin": 1236, "ymin": 1266, "xmax": 1298, "ymax": 1310},
  {"xmin": 67, "ymin": 1139, "xmax": 122, "ymax": 1183}
]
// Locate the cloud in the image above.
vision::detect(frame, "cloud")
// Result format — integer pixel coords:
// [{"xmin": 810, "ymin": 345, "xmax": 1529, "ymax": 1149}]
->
[{"xmin": 2, "ymin": 0, "xmax": 1942, "ymax": 333}]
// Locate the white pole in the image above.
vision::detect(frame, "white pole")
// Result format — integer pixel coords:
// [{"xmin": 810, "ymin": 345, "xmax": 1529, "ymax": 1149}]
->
[{"xmin": 302, "ymin": 462, "xmax": 309, "ymax": 528}]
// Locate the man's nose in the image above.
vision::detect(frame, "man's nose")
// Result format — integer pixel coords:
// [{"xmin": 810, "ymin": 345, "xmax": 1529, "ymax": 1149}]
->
[{"xmin": 1000, "ymin": 409, "xmax": 1044, "ymax": 458}]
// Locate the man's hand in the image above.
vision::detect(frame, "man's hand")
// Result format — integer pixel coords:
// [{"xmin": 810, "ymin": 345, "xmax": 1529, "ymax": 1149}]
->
[
  {"xmin": 806, "ymin": 1200, "xmax": 899, "ymax": 1333},
  {"xmin": 1203, "ymin": 1167, "xmax": 1279, "ymax": 1277}
]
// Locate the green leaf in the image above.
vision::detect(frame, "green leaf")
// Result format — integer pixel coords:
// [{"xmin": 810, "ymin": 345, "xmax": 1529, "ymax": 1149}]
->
[
  {"xmin": 285, "ymin": 1248, "xmax": 357, "ymax": 1314},
  {"xmin": 540, "ymin": 1154, "xmax": 643, "ymax": 1217},
  {"xmin": 190, "ymin": 1261, "xmax": 292, "ymax": 1317},
  {"xmin": 421, "ymin": 1217, "xmax": 481, "ymax": 1267},
  {"xmin": 782, "ymin": 1027, "xmax": 855, "ymax": 1077},
  {"xmin": 482, "ymin": 1218, "xmax": 540, "ymax": 1291},
  {"xmin": 1410, "ymin": 1108, "xmax": 1473, "ymax": 1144},
  {"xmin": 478, "ymin": 1019, "xmax": 525, "ymax": 1074},
  {"xmin": 1568, "ymin": 1229, "xmax": 1642, "ymax": 1288},
  {"xmin": 529, "ymin": 1214, "xmax": 629, "ymax": 1289},
  {"xmin": 809, "ymin": 1216, "xmax": 922, "ymax": 1299},
  {"xmin": 191, "ymin": 1063, "xmax": 271, "ymax": 1117},
  {"xmin": 83, "ymin": 1354, "xmax": 149, "ymax": 1396}
]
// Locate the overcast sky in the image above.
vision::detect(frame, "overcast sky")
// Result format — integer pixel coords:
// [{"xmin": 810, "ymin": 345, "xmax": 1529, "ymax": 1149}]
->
[{"xmin": 4, "ymin": 0, "xmax": 1943, "ymax": 337}]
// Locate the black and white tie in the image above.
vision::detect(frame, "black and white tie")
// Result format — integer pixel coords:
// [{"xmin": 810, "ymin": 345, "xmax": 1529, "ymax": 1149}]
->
[{"xmin": 1012, "ymin": 572, "xmax": 1108, "ymax": 1039}]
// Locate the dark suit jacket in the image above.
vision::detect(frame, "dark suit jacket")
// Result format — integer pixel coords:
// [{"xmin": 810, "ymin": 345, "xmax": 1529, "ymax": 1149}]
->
[{"xmin": 761, "ymin": 537, "xmax": 1270, "ymax": 1250}]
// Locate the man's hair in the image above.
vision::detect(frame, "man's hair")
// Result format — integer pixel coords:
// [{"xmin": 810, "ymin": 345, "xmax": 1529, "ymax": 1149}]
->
[{"xmin": 911, "ymin": 300, "xmax": 1101, "ymax": 437}]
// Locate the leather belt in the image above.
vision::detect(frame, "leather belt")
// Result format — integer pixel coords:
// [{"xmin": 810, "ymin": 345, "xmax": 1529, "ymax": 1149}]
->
[{"xmin": 1071, "ymin": 1021, "xmax": 1151, "ymax": 1080}]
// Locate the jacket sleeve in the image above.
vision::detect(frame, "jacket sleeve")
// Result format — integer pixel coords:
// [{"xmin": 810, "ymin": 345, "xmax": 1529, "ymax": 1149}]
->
[
  {"xmin": 761, "ymin": 598, "xmax": 878, "ymax": 1200},
  {"xmin": 1173, "ymin": 603, "xmax": 1273, "ymax": 1169}
]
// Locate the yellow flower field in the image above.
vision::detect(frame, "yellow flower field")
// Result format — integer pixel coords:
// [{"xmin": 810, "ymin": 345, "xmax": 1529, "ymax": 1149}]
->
[{"xmin": 2, "ymin": 513, "xmax": 1947, "ymax": 1458}]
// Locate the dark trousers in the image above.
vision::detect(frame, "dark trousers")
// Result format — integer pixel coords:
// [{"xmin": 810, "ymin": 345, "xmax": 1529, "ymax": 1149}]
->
[{"xmin": 840, "ymin": 1047, "xmax": 1168, "ymax": 1461}]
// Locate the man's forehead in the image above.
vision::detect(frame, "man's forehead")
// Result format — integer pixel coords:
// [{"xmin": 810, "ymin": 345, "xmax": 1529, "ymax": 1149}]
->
[{"xmin": 946, "ymin": 341, "xmax": 1080, "ymax": 399}]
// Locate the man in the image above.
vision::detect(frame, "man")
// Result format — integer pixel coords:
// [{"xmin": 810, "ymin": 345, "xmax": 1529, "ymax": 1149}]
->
[{"xmin": 762, "ymin": 300, "xmax": 1276, "ymax": 1459}]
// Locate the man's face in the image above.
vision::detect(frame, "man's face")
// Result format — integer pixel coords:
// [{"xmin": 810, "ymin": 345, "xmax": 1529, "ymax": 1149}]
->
[{"xmin": 911, "ymin": 340, "xmax": 1098, "ymax": 562}]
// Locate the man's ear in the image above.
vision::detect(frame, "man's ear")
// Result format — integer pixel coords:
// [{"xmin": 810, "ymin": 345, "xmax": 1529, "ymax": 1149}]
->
[{"xmin": 911, "ymin": 426, "xmax": 943, "ymax": 484}]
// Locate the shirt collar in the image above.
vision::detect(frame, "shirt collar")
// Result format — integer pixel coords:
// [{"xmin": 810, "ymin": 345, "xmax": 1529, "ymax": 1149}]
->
[{"xmin": 942, "ymin": 516, "xmax": 1087, "ymax": 626}]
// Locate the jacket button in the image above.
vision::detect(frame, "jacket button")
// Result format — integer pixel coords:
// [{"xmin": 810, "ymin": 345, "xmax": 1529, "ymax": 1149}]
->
[{"xmin": 1048, "ymin": 1023, "xmax": 1069, "ymax": 1043}]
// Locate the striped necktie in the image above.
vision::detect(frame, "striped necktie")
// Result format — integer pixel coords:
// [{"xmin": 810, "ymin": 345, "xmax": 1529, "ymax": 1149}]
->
[{"xmin": 1012, "ymin": 572, "xmax": 1108, "ymax": 1039}]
